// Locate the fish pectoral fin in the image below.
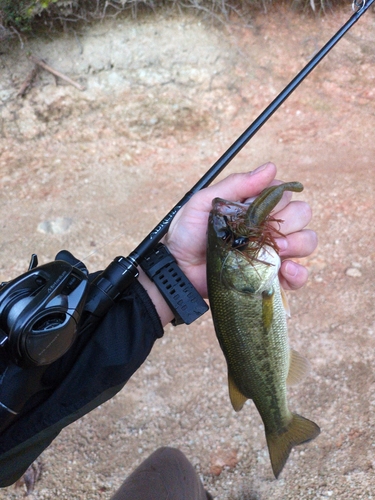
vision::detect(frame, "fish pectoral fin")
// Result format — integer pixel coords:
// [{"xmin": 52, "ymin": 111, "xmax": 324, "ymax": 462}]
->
[
  {"xmin": 286, "ymin": 349, "xmax": 311, "ymax": 386},
  {"xmin": 266, "ymin": 413, "xmax": 320, "ymax": 479},
  {"xmin": 281, "ymin": 287, "xmax": 291, "ymax": 317},
  {"xmin": 262, "ymin": 289, "xmax": 274, "ymax": 330},
  {"xmin": 228, "ymin": 373, "xmax": 248, "ymax": 412}
]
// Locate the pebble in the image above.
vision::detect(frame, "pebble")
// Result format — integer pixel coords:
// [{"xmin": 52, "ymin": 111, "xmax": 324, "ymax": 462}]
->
[
  {"xmin": 37, "ymin": 217, "xmax": 73, "ymax": 234},
  {"xmin": 345, "ymin": 267, "xmax": 362, "ymax": 278}
]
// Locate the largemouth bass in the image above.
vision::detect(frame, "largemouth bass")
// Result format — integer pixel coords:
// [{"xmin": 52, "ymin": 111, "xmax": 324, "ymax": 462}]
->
[{"xmin": 207, "ymin": 182, "xmax": 320, "ymax": 478}]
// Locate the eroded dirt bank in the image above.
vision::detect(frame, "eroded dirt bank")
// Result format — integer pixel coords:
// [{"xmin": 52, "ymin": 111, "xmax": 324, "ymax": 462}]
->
[{"xmin": 1, "ymin": 5, "xmax": 375, "ymax": 499}]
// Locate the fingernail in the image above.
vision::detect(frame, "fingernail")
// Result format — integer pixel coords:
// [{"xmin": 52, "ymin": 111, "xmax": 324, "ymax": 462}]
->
[
  {"xmin": 250, "ymin": 163, "xmax": 269, "ymax": 175},
  {"xmin": 284, "ymin": 261, "xmax": 298, "ymax": 278}
]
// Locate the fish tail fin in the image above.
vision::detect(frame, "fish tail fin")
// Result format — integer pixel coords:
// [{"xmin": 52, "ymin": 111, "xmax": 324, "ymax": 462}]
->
[{"xmin": 266, "ymin": 413, "xmax": 320, "ymax": 479}]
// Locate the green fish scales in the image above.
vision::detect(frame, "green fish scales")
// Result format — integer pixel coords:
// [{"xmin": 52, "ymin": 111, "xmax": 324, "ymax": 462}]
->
[{"xmin": 207, "ymin": 182, "xmax": 320, "ymax": 478}]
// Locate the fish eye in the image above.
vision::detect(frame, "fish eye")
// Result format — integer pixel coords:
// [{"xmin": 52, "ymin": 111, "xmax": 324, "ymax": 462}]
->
[{"xmin": 232, "ymin": 236, "xmax": 249, "ymax": 250}]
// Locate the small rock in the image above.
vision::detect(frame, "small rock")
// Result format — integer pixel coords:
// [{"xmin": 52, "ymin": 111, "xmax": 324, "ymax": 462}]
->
[
  {"xmin": 37, "ymin": 217, "xmax": 73, "ymax": 234},
  {"xmin": 345, "ymin": 267, "xmax": 362, "ymax": 278},
  {"xmin": 209, "ymin": 447, "xmax": 238, "ymax": 476}
]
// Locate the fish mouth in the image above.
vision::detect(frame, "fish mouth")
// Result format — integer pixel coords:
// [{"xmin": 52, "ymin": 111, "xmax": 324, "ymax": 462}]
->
[{"xmin": 210, "ymin": 198, "xmax": 249, "ymax": 243}]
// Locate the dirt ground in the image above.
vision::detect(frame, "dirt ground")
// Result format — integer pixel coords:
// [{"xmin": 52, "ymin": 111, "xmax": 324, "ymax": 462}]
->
[{"xmin": 1, "ymin": 4, "xmax": 375, "ymax": 499}]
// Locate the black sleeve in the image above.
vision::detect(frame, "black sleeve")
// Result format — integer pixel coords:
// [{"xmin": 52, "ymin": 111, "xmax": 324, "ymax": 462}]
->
[{"xmin": 0, "ymin": 279, "xmax": 164, "ymax": 487}]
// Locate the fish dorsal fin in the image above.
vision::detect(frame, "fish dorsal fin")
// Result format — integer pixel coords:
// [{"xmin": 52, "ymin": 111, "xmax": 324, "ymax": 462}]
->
[
  {"xmin": 286, "ymin": 349, "xmax": 311, "ymax": 386},
  {"xmin": 228, "ymin": 373, "xmax": 248, "ymax": 412},
  {"xmin": 281, "ymin": 287, "xmax": 291, "ymax": 318}
]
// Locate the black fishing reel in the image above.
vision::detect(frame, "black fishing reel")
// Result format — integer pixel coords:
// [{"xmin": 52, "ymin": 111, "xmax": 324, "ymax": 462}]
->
[
  {"xmin": 0, "ymin": 251, "xmax": 90, "ymax": 433},
  {"xmin": 0, "ymin": 251, "xmax": 89, "ymax": 368}
]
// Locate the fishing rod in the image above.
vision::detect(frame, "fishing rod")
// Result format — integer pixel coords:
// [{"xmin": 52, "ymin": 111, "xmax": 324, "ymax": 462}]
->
[
  {"xmin": 135, "ymin": 0, "xmax": 375, "ymax": 256},
  {"xmin": 91, "ymin": 0, "xmax": 375, "ymax": 296}
]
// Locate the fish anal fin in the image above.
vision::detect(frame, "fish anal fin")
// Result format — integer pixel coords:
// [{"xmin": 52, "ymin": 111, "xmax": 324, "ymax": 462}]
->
[
  {"xmin": 281, "ymin": 287, "xmax": 291, "ymax": 317},
  {"xmin": 266, "ymin": 413, "xmax": 320, "ymax": 479},
  {"xmin": 286, "ymin": 349, "xmax": 311, "ymax": 386},
  {"xmin": 228, "ymin": 373, "xmax": 248, "ymax": 412}
]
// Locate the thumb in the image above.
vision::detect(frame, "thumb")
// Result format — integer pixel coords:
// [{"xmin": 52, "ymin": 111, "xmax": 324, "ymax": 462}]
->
[{"xmin": 192, "ymin": 162, "xmax": 277, "ymax": 212}]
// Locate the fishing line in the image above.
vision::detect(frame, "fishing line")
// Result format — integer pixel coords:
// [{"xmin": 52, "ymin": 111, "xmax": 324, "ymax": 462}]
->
[{"xmin": 127, "ymin": 0, "xmax": 375, "ymax": 267}]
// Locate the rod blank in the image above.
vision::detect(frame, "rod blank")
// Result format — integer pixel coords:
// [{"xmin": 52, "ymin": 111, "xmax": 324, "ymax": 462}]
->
[{"xmin": 130, "ymin": 0, "xmax": 375, "ymax": 264}]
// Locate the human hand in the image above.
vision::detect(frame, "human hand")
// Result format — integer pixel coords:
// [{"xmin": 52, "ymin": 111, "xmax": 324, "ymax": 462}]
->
[{"xmin": 165, "ymin": 162, "xmax": 317, "ymax": 298}]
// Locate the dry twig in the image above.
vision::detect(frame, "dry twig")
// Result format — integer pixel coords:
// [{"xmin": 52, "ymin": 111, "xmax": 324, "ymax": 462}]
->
[
  {"xmin": 17, "ymin": 66, "xmax": 39, "ymax": 98},
  {"xmin": 29, "ymin": 55, "xmax": 85, "ymax": 91}
]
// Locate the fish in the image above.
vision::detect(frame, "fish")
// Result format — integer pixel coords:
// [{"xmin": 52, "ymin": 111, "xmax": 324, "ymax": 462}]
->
[{"xmin": 206, "ymin": 182, "xmax": 320, "ymax": 478}]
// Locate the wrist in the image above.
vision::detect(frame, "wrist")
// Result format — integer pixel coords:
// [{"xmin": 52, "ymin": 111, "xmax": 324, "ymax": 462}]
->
[
  {"xmin": 139, "ymin": 243, "xmax": 208, "ymax": 326},
  {"xmin": 137, "ymin": 267, "xmax": 175, "ymax": 326}
]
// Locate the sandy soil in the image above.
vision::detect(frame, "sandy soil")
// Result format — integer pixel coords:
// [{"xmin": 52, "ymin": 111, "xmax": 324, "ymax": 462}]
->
[{"xmin": 1, "ymin": 5, "xmax": 375, "ymax": 499}]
